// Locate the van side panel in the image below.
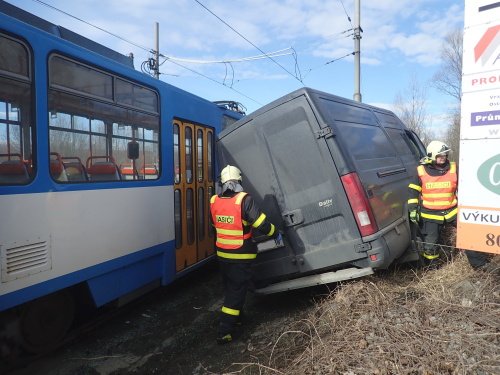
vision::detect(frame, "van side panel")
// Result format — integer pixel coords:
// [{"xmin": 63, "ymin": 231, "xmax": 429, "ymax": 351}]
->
[
  {"xmin": 219, "ymin": 97, "xmax": 366, "ymax": 285},
  {"xmin": 259, "ymin": 99, "xmax": 365, "ymax": 274}
]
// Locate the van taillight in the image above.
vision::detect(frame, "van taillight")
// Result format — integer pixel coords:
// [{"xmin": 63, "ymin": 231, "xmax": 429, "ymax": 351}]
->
[{"xmin": 341, "ymin": 172, "xmax": 378, "ymax": 237}]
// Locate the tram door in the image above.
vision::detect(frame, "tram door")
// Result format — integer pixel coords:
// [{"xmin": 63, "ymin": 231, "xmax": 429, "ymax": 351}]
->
[{"xmin": 173, "ymin": 120, "xmax": 216, "ymax": 272}]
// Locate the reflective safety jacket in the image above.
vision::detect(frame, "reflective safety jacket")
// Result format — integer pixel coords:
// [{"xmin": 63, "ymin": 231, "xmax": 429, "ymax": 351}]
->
[
  {"xmin": 210, "ymin": 191, "xmax": 277, "ymax": 261},
  {"xmin": 408, "ymin": 161, "xmax": 458, "ymax": 223},
  {"xmin": 211, "ymin": 192, "xmax": 251, "ymax": 250}
]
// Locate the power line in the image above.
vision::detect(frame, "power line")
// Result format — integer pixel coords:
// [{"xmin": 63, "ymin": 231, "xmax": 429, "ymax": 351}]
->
[
  {"xmin": 160, "ymin": 48, "xmax": 294, "ymax": 64},
  {"xmin": 29, "ymin": 0, "xmax": 262, "ymax": 104},
  {"xmin": 193, "ymin": 0, "xmax": 303, "ymax": 84},
  {"xmin": 164, "ymin": 58, "xmax": 263, "ymax": 106},
  {"xmin": 338, "ymin": 0, "xmax": 354, "ymax": 29},
  {"xmin": 302, "ymin": 52, "xmax": 354, "ymax": 79},
  {"xmin": 32, "ymin": 0, "xmax": 153, "ymax": 53}
]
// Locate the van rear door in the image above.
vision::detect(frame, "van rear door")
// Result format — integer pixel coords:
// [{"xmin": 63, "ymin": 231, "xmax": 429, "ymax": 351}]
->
[
  {"xmin": 253, "ymin": 96, "xmax": 365, "ymax": 280},
  {"xmin": 316, "ymin": 98, "xmax": 408, "ymax": 230}
]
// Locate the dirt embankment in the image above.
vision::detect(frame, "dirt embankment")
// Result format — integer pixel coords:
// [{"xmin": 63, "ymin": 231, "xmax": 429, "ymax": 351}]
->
[{"xmin": 9, "ymin": 254, "xmax": 499, "ymax": 375}]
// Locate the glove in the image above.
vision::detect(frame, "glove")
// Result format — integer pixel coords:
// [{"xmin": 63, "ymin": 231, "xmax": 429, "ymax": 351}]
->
[
  {"xmin": 409, "ymin": 210, "xmax": 419, "ymax": 223},
  {"xmin": 274, "ymin": 231, "xmax": 283, "ymax": 246}
]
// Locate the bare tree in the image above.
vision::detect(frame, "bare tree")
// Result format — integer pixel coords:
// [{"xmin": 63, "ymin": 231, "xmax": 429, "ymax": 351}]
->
[
  {"xmin": 444, "ymin": 108, "xmax": 461, "ymax": 162},
  {"xmin": 433, "ymin": 28, "xmax": 463, "ymax": 162},
  {"xmin": 393, "ymin": 73, "xmax": 434, "ymax": 145},
  {"xmin": 433, "ymin": 29, "xmax": 463, "ymax": 102}
]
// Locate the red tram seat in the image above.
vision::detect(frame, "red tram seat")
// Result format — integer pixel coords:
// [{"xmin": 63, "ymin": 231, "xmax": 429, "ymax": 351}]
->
[
  {"xmin": 86, "ymin": 156, "xmax": 121, "ymax": 181},
  {"xmin": 0, "ymin": 153, "xmax": 30, "ymax": 184},
  {"xmin": 141, "ymin": 163, "xmax": 158, "ymax": 180},
  {"xmin": 50, "ymin": 152, "xmax": 68, "ymax": 181},
  {"xmin": 120, "ymin": 163, "xmax": 138, "ymax": 180},
  {"xmin": 62, "ymin": 156, "xmax": 88, "ymax": 181}
]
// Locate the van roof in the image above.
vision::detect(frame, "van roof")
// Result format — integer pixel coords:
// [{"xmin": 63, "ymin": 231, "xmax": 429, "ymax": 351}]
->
[{"xmin": 219, "ymin": 87, "xmax": 401, "ymax": 138}]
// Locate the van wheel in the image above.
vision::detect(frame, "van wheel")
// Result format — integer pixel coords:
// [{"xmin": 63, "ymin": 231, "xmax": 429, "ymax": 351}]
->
[{"xmin": 19, "ymin": 290, "xmax": 75, "ymax": 353}]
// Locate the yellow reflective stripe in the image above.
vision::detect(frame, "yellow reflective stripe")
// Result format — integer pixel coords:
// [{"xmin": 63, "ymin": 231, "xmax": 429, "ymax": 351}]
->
[
  {"xmin": 267, "ymin": 224, "xmax": 275, "ymax": 237},
  {"xmin": 422, "ymin": 199, "xmax": 457, "ymax": 206},
  {"xmin": 217, "ymin": 228, "xmax": 244, "ymax": 236},
  {"xmin": 407, "ymin": 198, "xmax": 419, "ymax": 204},
  {"xmin": 444, "ymin": 207, "xmax": 457, "ymax": 219},
  {"xmin": 409, "ymin": 183, "xmax": 422, "ymax": 192},
  {"xmin": 424, "ymin": 192, "xmax": 454, "ymax": 198},
  {"xmin": 420, "ymin": 212, "xmax": 445, "ymax": 221},
  {"xmin": 221, "ymin": 306, "xmax": 240, "ymax": 316},
  {"xmin": 217, "ymin": 238, "xmax": 243, "ymax": 245},
  {"xmin": 210, "ymin": 195, "xmax": 217, "ymax": 204},
  {"xmin": 450, "ymin": 162, "xmax": 456, "ymax": 173},
  {"xmin": 252, "ymin": 213, "xmax": 266, "ymax": 228},
  {"xmin": 242, "ymin": 219, "xmax": 250, "ymax": 226},
  {"xmin": 417, "ymin": 165, "xmax": 425, "ymax": 176},
  {"xmin": 217, "ymin": 251, "xmax": 257, "ymax": 260},
  {"xmin": 422, "ymin": 252, "xmax": 440, "ymax": 260},
  {"xmin": 235, "ymin": 192, "xmax": 247, "ymax": 205}
]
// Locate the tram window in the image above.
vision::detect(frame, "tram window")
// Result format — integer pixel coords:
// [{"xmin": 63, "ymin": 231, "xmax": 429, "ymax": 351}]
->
[
  {"xmin": 198, "ymin": 187, "xmax": 205, "ymax": 240},
  {"xmin": 115, "ymin": 78, "xmax": 158, "ymax": 113},
  {"xmin": 0, "ymin": 35, "xmax": 29, "ymax": 78},
  {"xmin": 174, "ymin": 124, "xmax": 180, "ymax": 183},
  {"xmin": 207, "ymin": 131, "xmax": 213, "ymax": 182},
  {"xmin": 73, "ymin": 115, "xmax": 89, "ymax": 132},
  {"xmin": 48, "ymin": 55, "xmax": 160, "ymax": 183},
  {"xmin": 185, "ymin": 127, "xmax": 193, "ymax": 184},
  {"xmin": 49, "ymin": 56, "xmax": 112, "ymax": 101},
  {"xmin": 197, "ymin": 129, "xmax": 203, "ymax": 182},
  {"xmin": 186, "ymin": 188, "xmax": 195, "ymax": 245},
  {"xmin": 0, "ymin": 34, "xmax": 33, "ymax": 185},
  {"xmin": 174, "ymin": 189, "xmax": 182, "ymax": 249}
]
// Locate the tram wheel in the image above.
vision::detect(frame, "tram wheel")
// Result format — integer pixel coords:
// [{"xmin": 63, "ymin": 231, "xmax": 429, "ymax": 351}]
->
[{"xmin": 19, "ymin": 290, "xmax": 75, "ymax": 353}]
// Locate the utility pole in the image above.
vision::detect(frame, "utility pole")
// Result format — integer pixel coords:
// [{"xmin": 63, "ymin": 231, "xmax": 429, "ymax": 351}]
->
[
  {"xmin": 353, "ymin": 0, "xmax": 362, "ymax": 102},
  {"xmin": 154, "ymin": 22, "xmax": 160, "ymax": 79}
]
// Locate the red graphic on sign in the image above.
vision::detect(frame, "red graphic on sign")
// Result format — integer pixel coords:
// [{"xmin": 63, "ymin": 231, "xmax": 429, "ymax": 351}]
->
[{"xmin": 474, "ymin": 24, "xmax": 500, "ymax": 64}]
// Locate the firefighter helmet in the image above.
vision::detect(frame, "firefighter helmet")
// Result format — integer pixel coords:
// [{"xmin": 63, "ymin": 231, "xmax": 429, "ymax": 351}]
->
[
  {"xmin": 220, "ymin": 165, "xmax": 242, "ymax": 184},
  {"xmin": 426, "ymin": 141, "xmax": 451, "ymax": 160}
]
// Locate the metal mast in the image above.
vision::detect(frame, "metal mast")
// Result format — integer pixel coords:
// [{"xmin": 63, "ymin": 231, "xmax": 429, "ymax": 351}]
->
[{"xmin": 353, "ymin": 0, "xmax": 362, "ymax": 102}]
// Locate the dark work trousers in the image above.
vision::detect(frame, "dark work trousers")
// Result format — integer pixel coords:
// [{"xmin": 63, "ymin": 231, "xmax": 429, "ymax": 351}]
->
[
  {"xmin": 420, "ymin": 218, "xmax": 456, "ymax": 257},
  {"xmin": 420, "ymin": 220, "xmax": 444, "ymax": 256},
  {"xmin": 465, "ymin": 250, "xmax": 491, "ymax": 268},
  {"xmin": 218, "ymin": 260, "xmax": 253, "ymax": 336}
]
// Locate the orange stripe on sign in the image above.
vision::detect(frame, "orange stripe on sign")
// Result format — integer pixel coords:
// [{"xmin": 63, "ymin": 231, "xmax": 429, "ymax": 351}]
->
[{"xmin": 456, "ymin": 221, "xmax": 500, "ymax": 255}]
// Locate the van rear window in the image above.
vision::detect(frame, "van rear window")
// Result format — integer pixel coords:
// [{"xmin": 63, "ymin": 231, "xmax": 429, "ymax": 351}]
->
[
  {"xmin": 317, "ymin": 98, "xmax": 378, "ymax": 125},
  {"xmin": 337, "ymin": 122, "xmax": 396, "ymax": 160}
]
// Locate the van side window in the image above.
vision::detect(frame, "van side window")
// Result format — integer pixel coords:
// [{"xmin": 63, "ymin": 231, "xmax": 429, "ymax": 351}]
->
[
  {"xmin": 404, "ymin": 130, "xmax": 425, "ymax": 159},
  {"xmin": 338, "ymin": 123, "xmax": 396, "ymax": 160},
  {"xmin": 385, "ymin": 128, "xmax": 414, "ymax": 156}
]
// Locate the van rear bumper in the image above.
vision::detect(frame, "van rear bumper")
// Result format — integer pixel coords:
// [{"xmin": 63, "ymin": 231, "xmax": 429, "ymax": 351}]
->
[
  {"xmin": 254, "ymin": 267, "xmax": 374, "ymax": 294},
  {"xmin": 356, "ymin": 217, "xmax": 411, "ymax": 269}
]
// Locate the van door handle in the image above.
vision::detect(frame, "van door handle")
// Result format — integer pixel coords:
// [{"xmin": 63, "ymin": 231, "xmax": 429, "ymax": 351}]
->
[
  {"xmin": 282, "ymin": 209, "xmax": 304, "ymax": 226},
  {"xmin": 377, "ymin": 167, "xmax": 406, "ymax": 178}
]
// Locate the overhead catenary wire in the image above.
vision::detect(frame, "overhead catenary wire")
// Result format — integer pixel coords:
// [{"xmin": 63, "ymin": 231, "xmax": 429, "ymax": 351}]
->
[
  {"xmin": 338, "ymin": 0, "xmax": 354, "ymax": 29},
  {"xmin": 32, "ymin": 0, "xmax": 153, "ymax": 53},
  {"xmin": 193, "ymin": 0, "xmax": 304, "ymax": 84},
  {"xmin": 29, "ymin": 0, "xmax": 262, "ymax": 105},
  {"xmin": 303, "ymin": 51, "xmax": 355, "ymax": 79}
]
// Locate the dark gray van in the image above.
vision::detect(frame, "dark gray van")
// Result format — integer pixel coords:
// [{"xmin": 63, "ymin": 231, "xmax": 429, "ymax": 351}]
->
[{"xmin": 217, "ymin": 88, "xmax": 426, "ymax": 293}]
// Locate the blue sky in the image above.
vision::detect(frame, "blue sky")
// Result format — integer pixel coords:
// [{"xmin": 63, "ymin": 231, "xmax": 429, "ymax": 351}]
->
[{"xmin": 6, "ymin": 0, "xmax": 463, "ymax": 134}]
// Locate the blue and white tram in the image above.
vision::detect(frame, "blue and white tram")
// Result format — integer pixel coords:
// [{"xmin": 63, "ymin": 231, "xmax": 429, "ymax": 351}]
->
[{"xmin": 0, "ymin": 1, "xmax": 243, "ymax": 353}]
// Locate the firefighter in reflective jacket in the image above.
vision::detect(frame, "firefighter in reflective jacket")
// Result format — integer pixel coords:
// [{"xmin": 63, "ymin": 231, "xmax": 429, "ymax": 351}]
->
[
  {"xmin": 408, "ymin": 141, "xmax": 457, "ymax": 264},
  {"xmin": 210, "ymin": 165, "xmax": 281, "ymax": 344}
]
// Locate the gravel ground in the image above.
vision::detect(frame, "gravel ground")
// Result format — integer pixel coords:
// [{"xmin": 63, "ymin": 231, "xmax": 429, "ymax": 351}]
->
[{"xmin": 8, "ymin": 260, "xmax": 320, "ymax": 375}]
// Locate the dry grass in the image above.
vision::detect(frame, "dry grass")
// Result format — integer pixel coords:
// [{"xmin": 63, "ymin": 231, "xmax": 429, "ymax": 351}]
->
[{"xmin": 230, "ymin": 253, "xmax": 499, "ymax": 375}]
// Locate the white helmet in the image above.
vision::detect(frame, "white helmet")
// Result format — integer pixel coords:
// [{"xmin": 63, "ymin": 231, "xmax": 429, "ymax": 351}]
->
[
  {"xmin": 220, "ymin": 165, "xmax": 242, "ymax": 184},
  {"xmin": 426, "ymin": 141, "xmax": 451, "ymax": 160}
]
